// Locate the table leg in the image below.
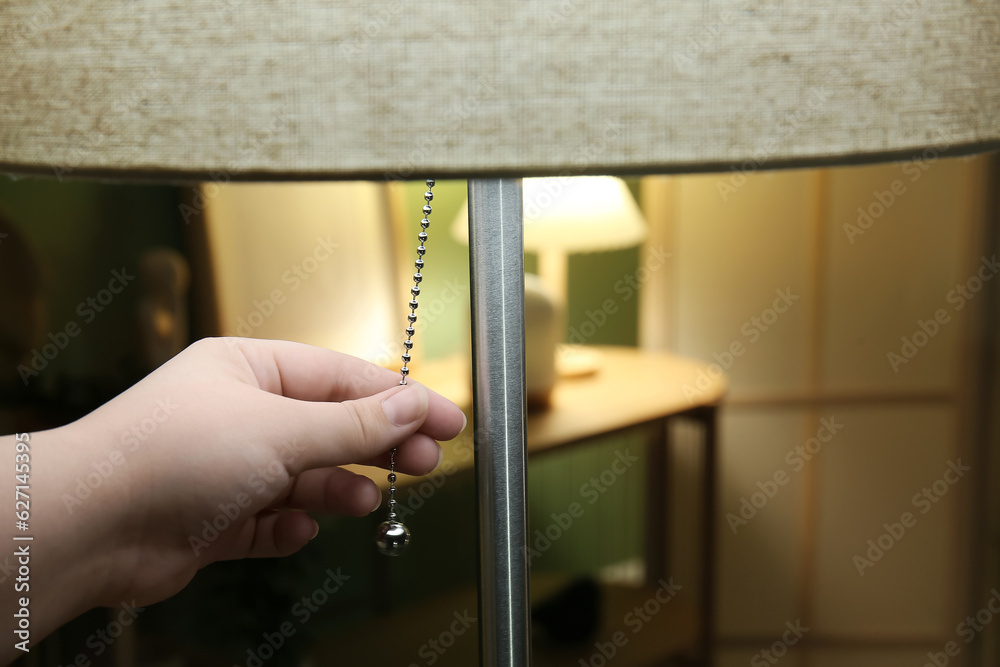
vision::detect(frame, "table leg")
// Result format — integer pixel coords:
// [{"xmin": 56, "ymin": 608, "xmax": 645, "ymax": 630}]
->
[
  {"xmin": 644, "ymin": 417, "xmax": 671, "ymax": 587},
  {"xmin": 698, "ymin": 406, "xmax": 718, "ymax": 667}
]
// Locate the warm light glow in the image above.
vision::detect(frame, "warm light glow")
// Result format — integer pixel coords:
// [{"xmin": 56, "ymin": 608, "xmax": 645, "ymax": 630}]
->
[
  {"xmin": 452, "ymin": 176, "xmax": 647, "ymax": 253},
  {"xmin": 203, "ymin": 182, "xmax": 399, "ymax": 364}
]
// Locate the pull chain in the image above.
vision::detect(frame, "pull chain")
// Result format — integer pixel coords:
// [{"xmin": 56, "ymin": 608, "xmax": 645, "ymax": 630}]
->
[{"xmin": 375, "ymin": 178, "xmax": 435, "ymax": 556}]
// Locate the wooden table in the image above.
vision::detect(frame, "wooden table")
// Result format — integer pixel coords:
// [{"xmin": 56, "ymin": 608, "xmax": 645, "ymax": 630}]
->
[{"xmin": 348, "ymin": 345, "xmax": 727, "ymax": 664}]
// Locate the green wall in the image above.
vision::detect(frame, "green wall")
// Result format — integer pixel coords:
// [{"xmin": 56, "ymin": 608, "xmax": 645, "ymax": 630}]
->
[
  {"xmin": 0, "ymin": 176, "xmax": 183, "ymax": 405},
  {"xmin": 398, "ymin": 179, "xmax": 647, "ymax": 574}
]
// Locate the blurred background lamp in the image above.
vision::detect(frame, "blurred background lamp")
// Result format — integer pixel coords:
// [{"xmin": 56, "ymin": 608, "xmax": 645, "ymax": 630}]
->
[
  {"xmin": 453, "ymin": 176, "xmax": 648, "ymax": 296},
  {"xmin": 453, "ymin": 176, "xmax": 648, "ymax": 400}
]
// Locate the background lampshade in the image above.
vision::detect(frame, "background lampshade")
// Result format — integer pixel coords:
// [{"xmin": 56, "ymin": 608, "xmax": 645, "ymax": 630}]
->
[
  {"xmin": 451, "ymin": 176, "xmax": 647, "ymax": 253},
  {"xmin": 453, "ymin": 176, "xmax": 647, "ymax": 387},
  {"xmin": 452, "ymin": 176, "xmax": 647, "ymax": 303},
  {"xmin": 1, "ymin": 1, "xmax": 998, "ymax": 180}
]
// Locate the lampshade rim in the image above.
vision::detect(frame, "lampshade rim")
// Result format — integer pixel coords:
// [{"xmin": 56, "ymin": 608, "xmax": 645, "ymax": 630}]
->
[{"xmin": 3, "ymin": 140, "xmax": 997, "ymax": 184}]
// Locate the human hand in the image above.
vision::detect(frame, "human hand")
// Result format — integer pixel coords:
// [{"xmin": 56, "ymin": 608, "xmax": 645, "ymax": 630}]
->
[{"xmin": 21, "ymin": 337, "xmax": 465, "ymax": 645}]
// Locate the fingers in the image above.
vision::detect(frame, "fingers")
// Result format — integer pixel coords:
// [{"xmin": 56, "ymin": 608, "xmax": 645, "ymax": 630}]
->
[
  {"xmin": 284, "ymin": 467, "xmax": 382, "ymax": 516},
  {"xmin": 226, "ymin": 337, "xmax": 413, "ymax": 402},
  {"xmin": 255, "ymin": 383, "xmax": 465, "ymax": 475},
  {"xmin": 269, "ymin": 383, "xmax": 440, "ymax": 475},
  {"xmin": 226, "ymin": 337, "xmax": 466, "ymax": 441},
  {"xmin": 361, "ymin": 432, "xmax": 442, "ymax": 476},
  {"xmin": 242, "ymin": 337, "xmax": 398, "ymax": 400},
  {"xmin": 248, "ymin": 511, "xmax": 318, "ymax": 558},
  {"xmin": 398, "ymin": 383, "xmax": 466, "ymax": 442},
  {"xmin": 278, "ymin": 432, "xmax": 442, "ymax": 516},
  {"xmin": 218, "ymin": 511, "xmax": 318, "ymax": 561}
]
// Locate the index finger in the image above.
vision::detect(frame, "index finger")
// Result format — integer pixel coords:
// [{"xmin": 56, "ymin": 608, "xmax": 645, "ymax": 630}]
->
[{"xmin": 225, "ymin": 337, "xmax": 462, "ymax": 441}]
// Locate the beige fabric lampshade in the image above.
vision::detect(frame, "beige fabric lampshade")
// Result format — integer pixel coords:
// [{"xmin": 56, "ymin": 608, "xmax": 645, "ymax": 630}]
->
[{"xmin": 1, "ymin": 1, "xmax": 998, "ymax": 181}]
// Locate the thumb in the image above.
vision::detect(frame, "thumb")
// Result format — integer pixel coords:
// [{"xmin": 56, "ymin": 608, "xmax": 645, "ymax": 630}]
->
[
  {"xmin": 379, "ymin": 383, "xmax": 431, "ymax": 429},
  {"xmin": 281, "ymin": 383, "xmax": 430, "ymax": 475}
]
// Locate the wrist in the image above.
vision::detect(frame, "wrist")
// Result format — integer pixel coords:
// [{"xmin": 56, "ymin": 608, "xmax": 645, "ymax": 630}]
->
[{"xmin": 20, "ymin": 421, "xmax": 126, "ymax": 639}]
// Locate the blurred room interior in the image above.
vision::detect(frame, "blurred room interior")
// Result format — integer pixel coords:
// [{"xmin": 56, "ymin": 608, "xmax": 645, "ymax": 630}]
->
[{"xmin": 1, "ymin": 154, "xmax": 997, "ymax": 666}]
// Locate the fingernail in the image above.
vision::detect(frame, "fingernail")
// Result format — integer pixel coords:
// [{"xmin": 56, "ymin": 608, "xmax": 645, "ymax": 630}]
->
[
  {"xmin": 382, "ymin": 385, "xmax": 428, "ymax": 426},
  {"xmin": 310, "ymin": 520, "xmax": 320, "ymax": 540},
  {"xmin": 435, "ymin": 444, "xmax": 444, "ymax": 469},
  {"xmin": 461, "ymin": 412, "xmax": 468, "ymax": 433}
]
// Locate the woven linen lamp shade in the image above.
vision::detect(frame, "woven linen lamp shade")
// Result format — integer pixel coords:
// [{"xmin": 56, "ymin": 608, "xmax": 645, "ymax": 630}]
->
[
  {"xmin": 1, "ymin": 1, "xmax": 999, "ymax": 180},
  {"xmin": 3, "ymin": 3, "xmax": 999, "ymax": 667}
]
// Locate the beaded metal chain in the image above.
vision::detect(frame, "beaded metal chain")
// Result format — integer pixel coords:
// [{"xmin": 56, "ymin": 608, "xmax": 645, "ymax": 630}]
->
[{"xmin": 374, "ymin": 178, "xmax": 435, "ymax": 556}]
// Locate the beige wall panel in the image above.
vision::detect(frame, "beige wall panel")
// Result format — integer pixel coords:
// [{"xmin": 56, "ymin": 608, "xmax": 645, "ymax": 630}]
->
[
  {"xmin": 204, "ymin": 182, "xmax": 399, "ymax": 362},
  {"xmin": 822, "ymin": 158, "xmax": 978, "ymax": 393},
  {"xmin": 812, "ymin": 405, "xmax": 957, "ymax": 637},
  {"xmin": 716, "ymin": 409, "xmax": 807, "ymax": 637},
  {"xmin": 674, "ymin": 171, "xmax": 815, "ymax": 396}
]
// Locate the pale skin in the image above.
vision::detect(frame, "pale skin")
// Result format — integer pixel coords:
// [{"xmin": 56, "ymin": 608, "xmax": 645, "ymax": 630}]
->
[{"xmin": 1, "ymin": 337, "xmax": 465, "ymax": 663}]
